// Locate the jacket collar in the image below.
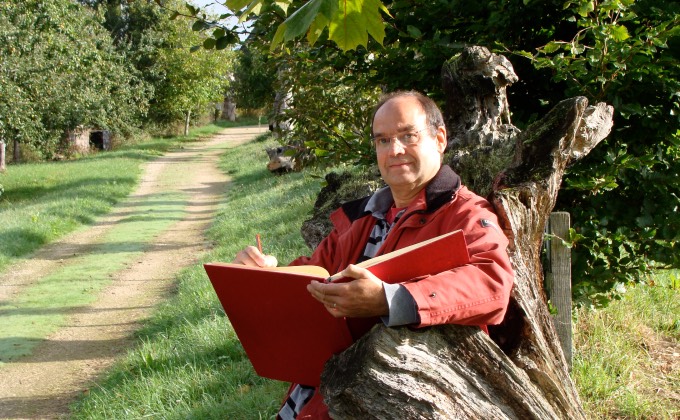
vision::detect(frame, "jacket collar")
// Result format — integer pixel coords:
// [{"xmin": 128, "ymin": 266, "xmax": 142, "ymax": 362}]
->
[
  {"xmin": 424, "ymin": 165, "xmax": 461, "ymax": 213},
  {"xmin": 342, "ymin": 165, "xmax": 462, "ymax": 222}
]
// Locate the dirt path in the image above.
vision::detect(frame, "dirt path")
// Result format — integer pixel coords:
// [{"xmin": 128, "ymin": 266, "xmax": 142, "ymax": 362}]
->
[{"xmin": 0, "ymin": 126, "xmax": 268, "ymax": 419}]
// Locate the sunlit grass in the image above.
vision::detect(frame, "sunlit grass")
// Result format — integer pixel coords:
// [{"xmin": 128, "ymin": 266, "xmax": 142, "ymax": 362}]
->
[
  {"xmin": 70, "ymin": 134, "xmax": 337, "ymax": 419},
  {"xmin": 0, "ymin": 121, "xmax": 243, "ymax": 273},
  {"xmin": 573, "ymin": 271, "xmax": 680, "ymax": 419}
]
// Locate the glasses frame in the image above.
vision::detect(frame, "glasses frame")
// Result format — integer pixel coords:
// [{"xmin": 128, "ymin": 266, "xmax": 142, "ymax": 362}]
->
[{"xmin": 372, "ymin": 127, "xmax": 430, "ymax": 149}]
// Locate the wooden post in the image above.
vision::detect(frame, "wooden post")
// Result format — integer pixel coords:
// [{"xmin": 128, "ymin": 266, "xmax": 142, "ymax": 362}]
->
[{"xmin": 545, "ymin": 212, "xmax": 573, "ymax": 369}]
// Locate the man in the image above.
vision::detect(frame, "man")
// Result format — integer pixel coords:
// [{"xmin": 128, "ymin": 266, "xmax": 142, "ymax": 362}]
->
[{"xmin": 234, "ymin": 91, "xmax": 514, "ymax": 419}]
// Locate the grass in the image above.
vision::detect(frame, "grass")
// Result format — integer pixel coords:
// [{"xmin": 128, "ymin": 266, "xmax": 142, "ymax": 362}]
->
[
  {"xmin": 0, "ymin": 187, "xmax": 187, "ymax": 362},
  {"xmin": 3, "ymin": 121, "xmax": 677, "ymax": 417},
  {"xmin": 69, "ymin": 132, "xmax": 340, "ymax": 419},
  {"xmin": 0, "ymin": 119, "xmax": 254, "ymax": 274},
  {"xmin": 0, "ymin": 117, "xmax": 262, "ymax": 361},
  {"xmin": 573, "ymin": 271, "xmax": 680, "ymax": 419}
]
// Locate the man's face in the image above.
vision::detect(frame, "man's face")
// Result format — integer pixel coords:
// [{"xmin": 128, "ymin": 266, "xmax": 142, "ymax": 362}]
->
[{"xmin": 372, "ymin": 96, "xmax": 447, "ymax": 194}]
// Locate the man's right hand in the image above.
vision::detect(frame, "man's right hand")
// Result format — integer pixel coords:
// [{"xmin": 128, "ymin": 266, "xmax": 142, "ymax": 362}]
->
[{"xmin": 232, "ymin": 246, "xmax": 278, "ymax": 267}]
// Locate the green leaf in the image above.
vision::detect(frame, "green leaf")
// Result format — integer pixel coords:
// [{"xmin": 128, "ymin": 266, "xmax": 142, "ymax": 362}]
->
[
  {"xmin": 577, "ymin": 1, "xmax": 594, "ymax": 17},
  {"xmin": 282, "ymin": 0, "xmax": 326, "ymax": 41},
  {"xmin": 610, "ymin": 25, "xmax": 630, "ymax": 41},
  {"xmin": 203, "ymin": 38, "xmax": 216, "ymax": 49},
  {"xmin": 270, "ymin": 23, "xmax": 288, "ymax": 51},
  {"xmin": 186, "ymin": 4, "xmax": 198, "ymax": 16},
  {"xmin": 307, "ymin": 12, "xmax": 330, "ymax": 45},
  {"xmin": 226, "ymin": 0, "xmax": 253, "ymax": 11},
  {"xmin": 274, "ymin": 0, "xmax": 293, "ymax": 14},
  {"xmin": 407, "ymin": 25, "xmax": 422, "ymax": 38},
  {"xmin": 269, "ymin": 0, "xmax": 386, "ymax": 51},
  {"xmin": 192, "ymin": 20, "xmax": 208, "ymax": 32},
  {"xmin": 240, "ymin": 0, "xmax": 264, "ymax": 22},
  {"xmin": 542, "ymin": 41, "xmax": 562, "ymax": 53},
  {"xmin": 329, "ymin": 0, "xmax": 386, "ymax": 51},
  {"xmin": 215, "ymin": 34, "xmax": 235, "ymax": 50}
]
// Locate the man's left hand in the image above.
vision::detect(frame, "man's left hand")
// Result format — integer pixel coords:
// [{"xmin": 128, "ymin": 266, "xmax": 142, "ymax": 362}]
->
[{"xmin": 307, "ymin": 265, "xmax": 389, "ymax": 318}]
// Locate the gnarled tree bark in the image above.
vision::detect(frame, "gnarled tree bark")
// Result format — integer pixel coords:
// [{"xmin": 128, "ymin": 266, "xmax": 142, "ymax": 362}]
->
[{"xmin": 316, "ymin": 46, "xmax": 613, "ymax": 419}]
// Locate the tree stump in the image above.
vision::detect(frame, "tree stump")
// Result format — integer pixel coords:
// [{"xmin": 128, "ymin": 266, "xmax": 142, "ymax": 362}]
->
[
  {"xmin": 222, "ymin": 95, "xmax": 237, "ymax": 121},
  {"xmin": 318, "ymin": 46, "xmax": 614, "ymax": 419}
]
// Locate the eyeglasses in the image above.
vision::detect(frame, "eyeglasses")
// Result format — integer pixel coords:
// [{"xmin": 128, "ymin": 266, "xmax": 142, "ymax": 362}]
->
[{"xmin": 372, "ymin": 128, "xmax": 429, "ymax": 149}]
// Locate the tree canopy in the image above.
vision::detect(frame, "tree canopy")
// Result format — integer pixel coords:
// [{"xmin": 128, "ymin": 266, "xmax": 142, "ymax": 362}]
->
[
  {"xmin": 0, "ymin": 0, "xmax": 235, "ymax": 162},
  {"xmin": 0, "ymin": 0, "xmax": 146, "ymax": 159},
  {"xmin": 189, "ymin": 0, "xmax": 680, "ymax": 305}
]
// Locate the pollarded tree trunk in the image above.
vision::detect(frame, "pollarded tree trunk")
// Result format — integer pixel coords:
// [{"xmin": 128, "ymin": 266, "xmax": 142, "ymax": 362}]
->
[
  {"xmin": 222, "ymin": 96, "xmax": 237, "ymax": 122},
  {"xmin": 318, "ymin": 46, "xmax": 613, "ymax": 419}
]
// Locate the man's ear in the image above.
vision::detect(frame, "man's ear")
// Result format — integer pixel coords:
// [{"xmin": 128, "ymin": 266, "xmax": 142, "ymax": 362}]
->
[{"xmin": 435, "ymin": 126, "xmax": 447, "ymax": 153}]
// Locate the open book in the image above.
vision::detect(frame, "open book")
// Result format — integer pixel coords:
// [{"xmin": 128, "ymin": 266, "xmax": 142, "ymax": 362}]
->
[{"xmin": 203, "ymin": 229, "xmax": 470, "ymax": 386}]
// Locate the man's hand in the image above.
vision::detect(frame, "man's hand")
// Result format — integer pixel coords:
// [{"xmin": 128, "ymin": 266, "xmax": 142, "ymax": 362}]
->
[
  {"xmin": 307, "ymin": 264, "xmax": 389, "ymax": 318},
  {"xmin": 232, "ymin": 246, "xmax": 278, "ymax": 267}
]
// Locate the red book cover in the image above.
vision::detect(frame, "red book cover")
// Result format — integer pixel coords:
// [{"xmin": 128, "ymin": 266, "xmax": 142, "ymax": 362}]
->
[{"xmin": 204, "ymin": 229, "xmax": 470, "ymax": 386}]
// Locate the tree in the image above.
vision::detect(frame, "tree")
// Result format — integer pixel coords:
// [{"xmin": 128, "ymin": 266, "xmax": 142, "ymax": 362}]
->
[
  {"xmin": 82, "ymin": 0, "xmax": 236, "ymax": 134},
  {"xmin": 295, "ymin": 47, "xmax": 613, "ymax": 417},
  {"xmin": 189, "ymin": 0, "xmax": 680, "ymax": 305},
  {"xmin": 232, "ymin": 43, "xmax": 277, "ymax": 111},
  {"xmin": 0, "ymin": 0, "xmax": 147, "ymax": 161}
]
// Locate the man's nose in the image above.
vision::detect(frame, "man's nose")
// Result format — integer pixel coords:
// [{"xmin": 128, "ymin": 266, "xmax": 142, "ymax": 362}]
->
[{"xmin": 387, "ymin": 139, "xmax": 406, "ymax": 155}]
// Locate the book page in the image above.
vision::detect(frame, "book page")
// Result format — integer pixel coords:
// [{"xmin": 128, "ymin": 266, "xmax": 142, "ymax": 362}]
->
[
  {"xmin": 207, "ymin": 262, "xmax": 330, "ymax": 279},
  {"xmin": 272, "ymin": 265, "xmax": 331, "ymax": 278}
]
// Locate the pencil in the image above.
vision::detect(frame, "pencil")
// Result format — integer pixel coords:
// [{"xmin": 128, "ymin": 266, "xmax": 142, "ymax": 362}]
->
[{"xmin": 256, "ymin": 234, "xmax": 263, "ymax": 253}]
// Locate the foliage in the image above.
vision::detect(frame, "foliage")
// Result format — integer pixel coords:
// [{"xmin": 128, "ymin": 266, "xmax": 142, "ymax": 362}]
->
[
  {"xmin": 1, "ymin": 0, "xmax": 238, "ymax": 161},
  {"xmin": 90, "ymin": 0, "xmax": 236, "ymax": 129},
  {"xmin": 523, "ymin": 0, "xmax": 680, "ymax": 305},
  {"xmin": 0, "ymin": 0, "xmax": 147, "ymax": 160},
  {"xmin": 186, "ymin": 0, "xmax": 680, "ymax": 306},
  {"xmin": 271, "ymin": 45, "xmax": 382, "ymax": 167},
  {"xmin": 232, "ymin": 44, "xmax": 277, "ymax": 110},
  {"xmin": 185, "ymin": 0, "xmax": 389, "ymax": 52},
  {"xmin": 149, "ymin": 20, "xmax": 234, "ymax": 125}
]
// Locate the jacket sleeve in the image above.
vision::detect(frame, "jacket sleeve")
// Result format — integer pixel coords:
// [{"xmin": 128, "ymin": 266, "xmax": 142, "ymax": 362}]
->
[
  {"xmin": 288, "ymin": 227, "xmax": 341, "ymax": 271},
  {"xmin": 402, "ymin": 198, "xmax": 514, "ymax": 327}
]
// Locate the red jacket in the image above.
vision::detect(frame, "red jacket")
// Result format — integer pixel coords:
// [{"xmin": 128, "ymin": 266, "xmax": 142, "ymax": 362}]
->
[{"xmin": 282, "ymin": 165, "xmax": 514, "ymax": 418}]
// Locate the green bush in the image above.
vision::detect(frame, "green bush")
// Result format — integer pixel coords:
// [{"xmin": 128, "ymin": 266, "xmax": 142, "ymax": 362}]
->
[{"xmin": 240, "ymin": 0, "xmax": 680, "ymax": 306}]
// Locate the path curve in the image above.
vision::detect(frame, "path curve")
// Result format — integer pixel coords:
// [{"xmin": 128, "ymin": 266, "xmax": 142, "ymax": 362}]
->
[{"xmin": 0, "ymin": 126, "xmax": 268, "ymax": 419}]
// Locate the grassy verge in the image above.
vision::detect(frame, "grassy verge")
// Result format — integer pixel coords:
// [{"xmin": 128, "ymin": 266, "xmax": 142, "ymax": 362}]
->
[
  {"xmin": 573, "ymin": 271, "xmax": 680, "ymax": 419},
  {"xmin": 0, "ymin": 119, "xmax": 254, "ymax": 274},
  {"xmin": 70, "ymin": 133, "xmax": 339, "ymax": 419}
]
